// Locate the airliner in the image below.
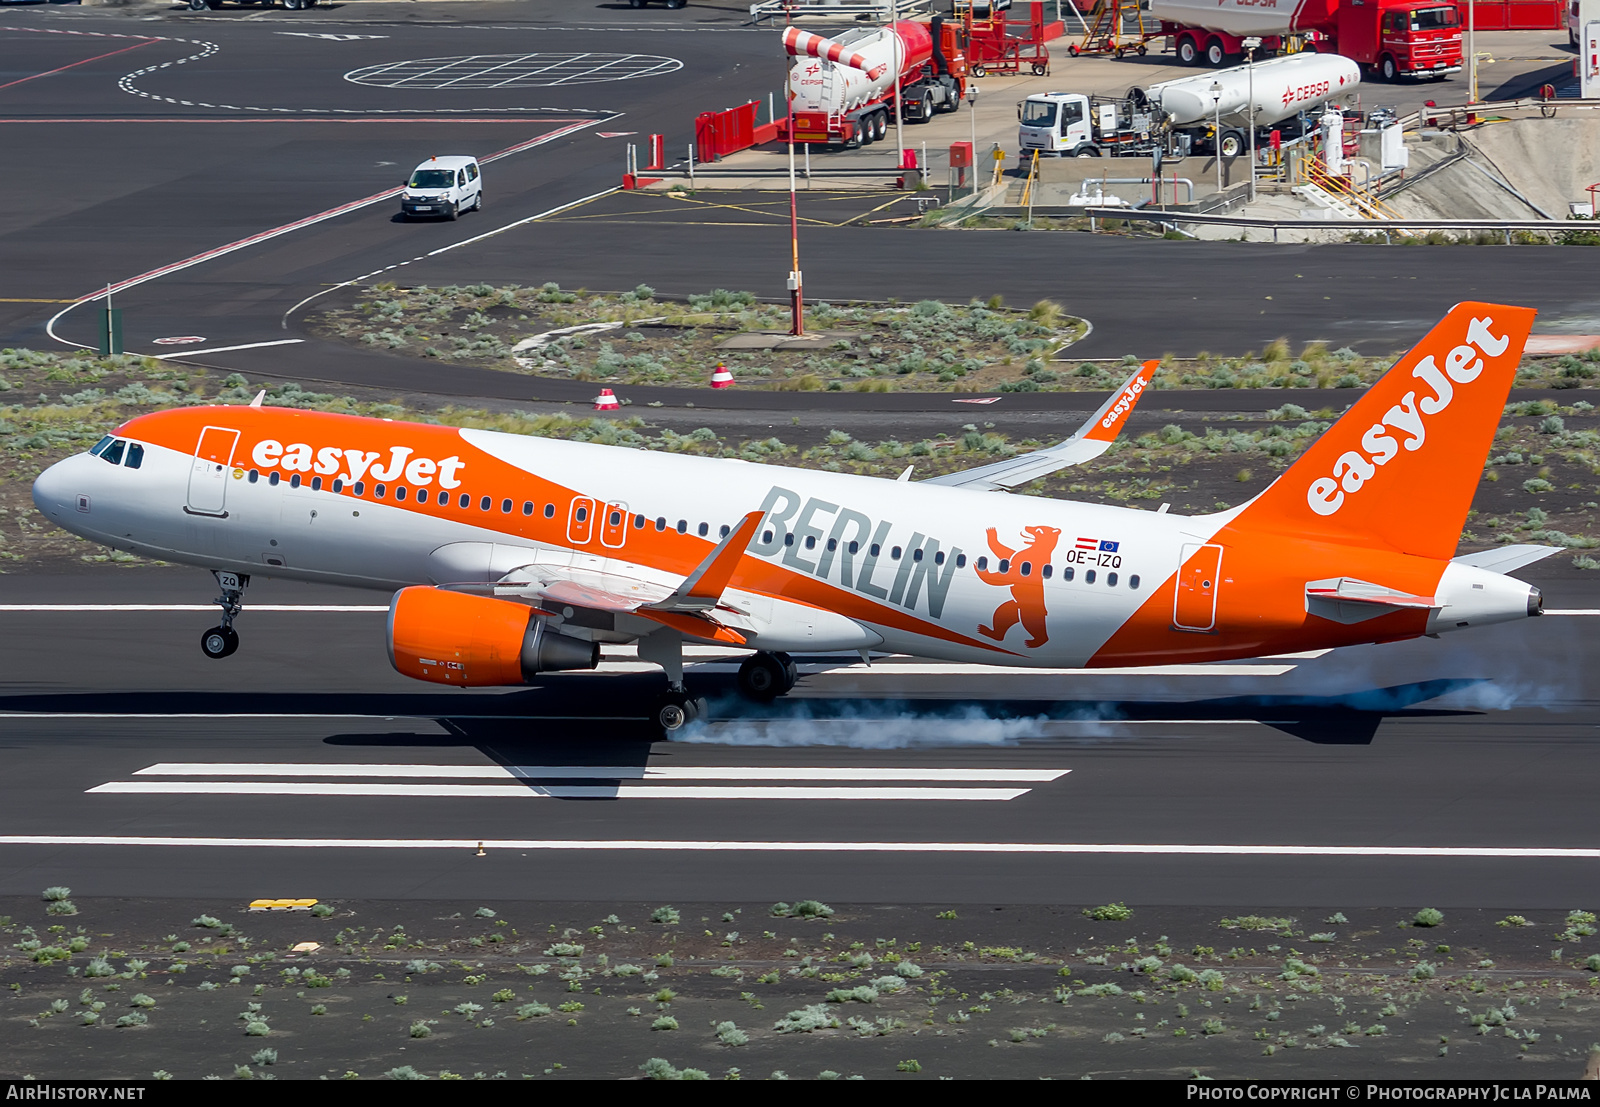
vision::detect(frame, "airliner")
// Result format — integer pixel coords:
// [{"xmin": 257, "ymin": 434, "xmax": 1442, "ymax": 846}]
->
[{"xmin": 32, "ymin": 303, "xmax": 1550, "ymax": 735}]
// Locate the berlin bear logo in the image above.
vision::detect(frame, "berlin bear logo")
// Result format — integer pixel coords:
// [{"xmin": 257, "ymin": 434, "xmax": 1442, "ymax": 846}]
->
[{"xmin": 976, "ymin": 525, "xmax": 1062, "ymax": 649}]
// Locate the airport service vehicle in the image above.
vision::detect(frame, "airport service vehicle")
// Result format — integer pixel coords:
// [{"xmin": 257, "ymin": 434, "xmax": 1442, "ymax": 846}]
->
[
  {"xmin": 1018, "ymin": 52, "xmax": 1360, "ymax": 158},
  {"xmin": 400, "ymin": 156, "xmax": 482, "ymax": 222},
  {"xmin": 34, "ymin": 305, "xmax": 1551, "ymax": 737},
  {"xmin": 779, "ymin": 17, "xmax": 967, "ymax": 149},
  {"xmin": 1154, "ymin": 0, "xmax": 1462, "ymax": 80}
]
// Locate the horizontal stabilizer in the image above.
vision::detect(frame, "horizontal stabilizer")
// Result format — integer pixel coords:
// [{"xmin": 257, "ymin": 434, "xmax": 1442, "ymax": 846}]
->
[
  {"xmin": 1451, "ymin": 544, "xmax": 1562, "ymax": 575},
  {"xmin": 923, "ymin": 360, "xmax": 1156, "ymax": 492},
  {"xmin": 1306, "ymin": 576, "xmax": 1438, "ymax": 625}
]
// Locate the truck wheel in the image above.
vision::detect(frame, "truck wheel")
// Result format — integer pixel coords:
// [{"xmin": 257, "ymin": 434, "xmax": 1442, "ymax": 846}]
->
[
  {"xmin": 1075, "ymin": 146, "xmax": 1100, "ymax": 158},
  {"xmin": 629, "ymin": 0, "xmax": 644, "ymax": 6},
  {"xmin": 1218, "ymin": 130, "xmax": 1244, "ymax": 158},
  {"xmin": 1205, "ymin": 38, "xmax": 1227, "ymax": 67},
  {"xmin": 874, "ymin": 111, "xmax": 888, "ymax": 141},
  {"xmin": 666, "ymin": 0, "xmax": 686, "ymax": 7},
  {"xmin": 916, "ymin": 91, "xmax": 933, "ymax": 122},
  {"xmin": 1379, "ymin": 54, "xmax": 1398, "ymax": 82},
  {"xmin": 1177, "ymin": 37, "xmax": 1199, "ymax": 65},
  {"xmin": 971, "ymin": 63, "xmax": 987, "ymax": 76}
]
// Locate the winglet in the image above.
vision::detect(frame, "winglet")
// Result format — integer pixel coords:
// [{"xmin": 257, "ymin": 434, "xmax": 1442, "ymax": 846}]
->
[
  {"xmin": 1081, "ymin": 359, "xmax": 1157, "ymax": 443},
  {"xmin": 648, "ymin": 510, "xmax": 764, "ymax": 611}
]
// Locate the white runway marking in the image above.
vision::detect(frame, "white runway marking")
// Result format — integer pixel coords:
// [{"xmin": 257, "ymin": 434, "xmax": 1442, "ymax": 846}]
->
[
  {"xmin": 0, "ymin": 604, "xmax": 387, "ymax": 612},
  {"xmin": 1546, "ymin": 610, "xmax": 1600, "ymax": 615},
  {"xmin": 87, "ymin": 781, "xmax": 1030, "ymax": 802},
  {"xmin": 344, "ymin": 53, "xmax": 684, "ymax": 90},
  {"xmin": 132, "ymin": 763, "xmax": 1071, "ymax": 782},
  {"xmin": 1, "ymin": 836, "xmax": 1596, "ymax": 859}
]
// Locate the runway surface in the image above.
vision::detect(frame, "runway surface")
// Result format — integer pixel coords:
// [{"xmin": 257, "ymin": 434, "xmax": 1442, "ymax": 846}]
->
[{"xmin": 0, "ymin": 566, "xmax": 1594, "ymax": 907}]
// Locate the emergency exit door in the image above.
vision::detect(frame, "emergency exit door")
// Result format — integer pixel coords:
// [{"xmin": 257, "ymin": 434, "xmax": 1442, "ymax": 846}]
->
[
  {"xmin": 1173, "ymin": 543, "xmax": 1222, "ymax": 632},
  {"xmin": 186, "ymin": 426, "xmax": 239, "ymax": 517}
]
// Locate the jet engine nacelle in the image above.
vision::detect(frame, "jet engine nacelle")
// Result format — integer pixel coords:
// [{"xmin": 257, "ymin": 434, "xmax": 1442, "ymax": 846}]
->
[{"xmin": 387, "ymin": 586, "xmax": 598, "ymax": 687}]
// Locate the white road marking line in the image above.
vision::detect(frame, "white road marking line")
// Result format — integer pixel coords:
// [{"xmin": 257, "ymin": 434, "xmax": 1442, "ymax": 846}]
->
[
  {"xmin": 147, "ymin": 338, "xmax": 304, "ymax": 360},
  {"xmin": 87, "ymin": 782, "xmax": 1030, "ymax": 802},
  {"xmin": 588, "ymin": 663, "xmax": 1298, "ymax": 677},
  {"xmin": 1546, "ymin": 610, "xmax": 1600, "ymax": 615},
  {"xmin": 132, "ymin": 763, "xmax": 1071, "ymax": 782},
  {"xmin": 2, "ymin": 836, "xmax": 1596, "ymax": 859}
]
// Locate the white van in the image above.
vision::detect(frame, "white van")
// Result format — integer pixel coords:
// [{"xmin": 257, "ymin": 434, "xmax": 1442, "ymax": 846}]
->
[{"xmin": 400, "ymin": 156, "xmax": 482, "ymax": 221}]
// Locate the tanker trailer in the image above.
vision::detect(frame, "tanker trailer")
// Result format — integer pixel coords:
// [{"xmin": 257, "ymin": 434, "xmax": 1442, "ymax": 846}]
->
[
  {"xmin": 1018, "ymin": 51, "xmax": 1359, "ymax": 158},
  {"xmin": 778, "ymin": 16, "xmax": 967, "ymax": 149}
]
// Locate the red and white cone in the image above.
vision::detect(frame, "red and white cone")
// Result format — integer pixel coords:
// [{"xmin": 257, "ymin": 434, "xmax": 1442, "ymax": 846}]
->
[
  {"xmin": 592, "ymin": 387, "xmax": 620, "ymax": 411},
  {"xmin": 709, "ymin": 362, "xmax": 735, "ymax": 389}
]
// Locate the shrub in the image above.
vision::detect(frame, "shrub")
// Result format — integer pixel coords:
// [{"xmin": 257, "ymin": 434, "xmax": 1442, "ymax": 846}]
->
[
  {"xmin": 1413, "ymin": 908, "xmax": 1445, "ymax": 928},
  {"xmin": 114, "ymin": 1013, "xmax": 147, "ymax": 1028},
  {"xmin": 716, "ymin": 1020, "xmax": 748, "ymax": 1046},
  {"xmin": 825, "ymin": 986, "xmax": 877, "ymax": 1004},
  {"xmin": 385, "ymin": 1066, "xmax": 427, "ymax": 1081},
  {"xmin": 774, "ymin": 1004, "xmax": 840, "ymax": 1033},
  {"xmin": 652, "ymin": 1016, "xmax": 679, "ymax": 1031},
  {"xmin": 650, "ymin": 906, "xmax": 681, "ymax": 925},
  {"xmin": 1083, "ymin": 903, "xmax": 1133, "ymax": 921}
]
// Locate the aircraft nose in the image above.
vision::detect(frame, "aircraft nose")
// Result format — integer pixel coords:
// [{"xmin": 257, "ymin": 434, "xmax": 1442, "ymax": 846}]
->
[{"xmin": 32, "ymin": 456, "xmax": 82, "ymax": 521}]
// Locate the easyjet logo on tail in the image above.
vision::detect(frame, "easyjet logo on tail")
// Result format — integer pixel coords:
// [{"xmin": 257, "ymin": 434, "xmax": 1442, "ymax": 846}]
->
[
  {"xmin": 1306, "ymin": 316, "xmax": 1510, "ymax": 517},
  {"xmin": 1100, "ymin": 375, "xmax": 1147, "ymax": 430}
]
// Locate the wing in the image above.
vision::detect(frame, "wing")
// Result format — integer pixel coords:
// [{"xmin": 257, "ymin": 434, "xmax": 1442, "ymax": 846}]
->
[
  {"xmin": 484, "ymin": 510, "xmax": 766, "ymax": 644},
  {"xmin": 922, "ymin": 360, "xmax": 1158, "ymax": 492}
]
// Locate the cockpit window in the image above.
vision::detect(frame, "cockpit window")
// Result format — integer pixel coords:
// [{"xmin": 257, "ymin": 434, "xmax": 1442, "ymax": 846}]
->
[
  {"xmin": 125, "ymin": 443, "xmax": 144, "ymax": 470},
  {"xmin": 100, "ymin": 439, "xmax": 125, "ymax": 466},
  {"xmin": 90, "ymin": 435, "xmax": 114, "ymax": 457}
]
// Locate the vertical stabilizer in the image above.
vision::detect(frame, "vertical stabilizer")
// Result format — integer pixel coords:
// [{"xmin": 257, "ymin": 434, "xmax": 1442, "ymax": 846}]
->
[{"xmin": 1229, "ymin": 302, "xmax": 1535, "ymax": 559}]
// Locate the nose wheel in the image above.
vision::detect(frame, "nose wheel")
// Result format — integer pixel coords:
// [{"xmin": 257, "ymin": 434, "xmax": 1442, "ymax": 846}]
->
[
  {"xmin": 201, "ymin": 570, "xmax": 248, "ymax": 660},
  {"xmin": 736, "ymin": 651, "xmax": 798, "ymax": 702},
  {"xmin": 201, "ymin": 626, "xmax": 239, "ymax": 659}
]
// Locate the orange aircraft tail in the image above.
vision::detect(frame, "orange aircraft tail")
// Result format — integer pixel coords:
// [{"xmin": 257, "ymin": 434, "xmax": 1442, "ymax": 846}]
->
[{"xmin": 1229, "ymin": 302, "xmax": 1536, "ymax": 561}]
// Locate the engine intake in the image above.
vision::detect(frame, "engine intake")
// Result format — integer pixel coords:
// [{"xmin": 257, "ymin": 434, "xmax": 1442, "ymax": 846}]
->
[{"xmin": 387, "ymin": 586, "xmax": 599, "ymax": 686}]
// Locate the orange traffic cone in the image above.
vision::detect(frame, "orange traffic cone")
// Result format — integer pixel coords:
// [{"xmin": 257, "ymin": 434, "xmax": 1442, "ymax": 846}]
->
[
  {"xmin": 709, "ymin": 362, "xmax": 735, "ymax": 389},
  {"xmin": 593, "ymin": 388, "xmax": 620, "ymax": 411}
]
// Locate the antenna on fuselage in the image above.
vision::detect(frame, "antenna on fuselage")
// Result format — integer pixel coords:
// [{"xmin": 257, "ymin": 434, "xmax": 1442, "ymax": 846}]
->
[{"xmin": 249, "ymin": 390, "xmax": 265, "ymax": 408}]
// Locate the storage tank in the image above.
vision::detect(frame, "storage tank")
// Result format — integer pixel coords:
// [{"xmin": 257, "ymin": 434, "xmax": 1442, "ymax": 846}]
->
[
  {"xmin": 786, "ymin": 21, "xmax": 933, "ymax": 115},
  {"xmin": 1146, "ymin": 0, "xmax": 1321, "ymax": 37},
  {"xmin": 1144, "ymin": 51, "xmax": 1360, "ymax": 127}
]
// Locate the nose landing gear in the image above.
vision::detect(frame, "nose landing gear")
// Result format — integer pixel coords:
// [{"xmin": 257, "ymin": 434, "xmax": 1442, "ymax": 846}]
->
[{"xmin": 201, "ymin": 570, "xmax": 248, "ymax": 660}]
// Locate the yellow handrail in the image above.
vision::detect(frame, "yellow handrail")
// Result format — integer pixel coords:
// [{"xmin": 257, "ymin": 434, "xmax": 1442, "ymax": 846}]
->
[{"xmin": 1018, "ymin": 149, "xmax": 1040, "ymax": 208}]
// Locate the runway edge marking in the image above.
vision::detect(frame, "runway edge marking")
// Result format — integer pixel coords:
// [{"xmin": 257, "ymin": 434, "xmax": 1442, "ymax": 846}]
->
[{"xmin": 0, "ymin": 836, "xmax": 1596, "ymax": 858}]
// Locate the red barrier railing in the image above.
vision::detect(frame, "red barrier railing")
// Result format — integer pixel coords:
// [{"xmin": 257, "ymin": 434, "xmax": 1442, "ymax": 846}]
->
[{"xmin": 695, "ymin": 101, "xmax": 779, "ymax": 162}]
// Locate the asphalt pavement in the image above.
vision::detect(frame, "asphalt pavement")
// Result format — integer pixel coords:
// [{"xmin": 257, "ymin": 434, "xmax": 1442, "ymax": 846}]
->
[{"xmin": 0, "ymin": 567, "xmax": 1593, "ymax": 907}]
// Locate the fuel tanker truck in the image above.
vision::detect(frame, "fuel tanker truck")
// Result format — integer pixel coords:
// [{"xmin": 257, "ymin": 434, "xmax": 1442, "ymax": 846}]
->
[
  {"xmin": 1152, "ymin": 0, "xmax": 1462, "ymax": 81},
  {"xmin": 777, "ymin": 16, "xmax": 967, "ymax": 149},
  {"xmin": 1018, "ymin": 50, "xmax": 1360, "ymax": 159}
]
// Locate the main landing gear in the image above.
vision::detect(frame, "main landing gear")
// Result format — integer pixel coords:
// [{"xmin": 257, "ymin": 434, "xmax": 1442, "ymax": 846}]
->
[
  {"xmin": 201, "ymin": 570, "xmax": 247, "ymax": 660},
  {"xmin": 638, "ymin": 629, "xmax": 799, "ymax": 737},
  {"xmin": 736, "ymin": 651, "xmax": 798, "ymax": 703}
]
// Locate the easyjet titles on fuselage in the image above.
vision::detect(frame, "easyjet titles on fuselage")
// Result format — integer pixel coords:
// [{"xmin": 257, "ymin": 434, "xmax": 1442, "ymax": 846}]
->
[{"xmin": 250, "ymin": 439, "xmax": 467, "ymax": 489}]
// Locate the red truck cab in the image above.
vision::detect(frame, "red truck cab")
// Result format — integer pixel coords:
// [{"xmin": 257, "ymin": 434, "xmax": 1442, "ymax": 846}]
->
[{"xmin": 1336, "ymin": 0, "xmax": 1462, "ymax": 79}]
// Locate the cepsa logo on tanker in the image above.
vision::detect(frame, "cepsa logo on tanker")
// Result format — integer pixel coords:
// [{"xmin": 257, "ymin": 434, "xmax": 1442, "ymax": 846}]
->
[
  {"xmin": 1306, "ymin": 315, "xmax": 1511, "ymax": 517},
  {"xmin": 1282, "ymin": 80, "xmax": 1333, "ymax": 107},
  {"xmin": 250, "ymin": 440, "xmax": 467, "ymax": 489}
]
